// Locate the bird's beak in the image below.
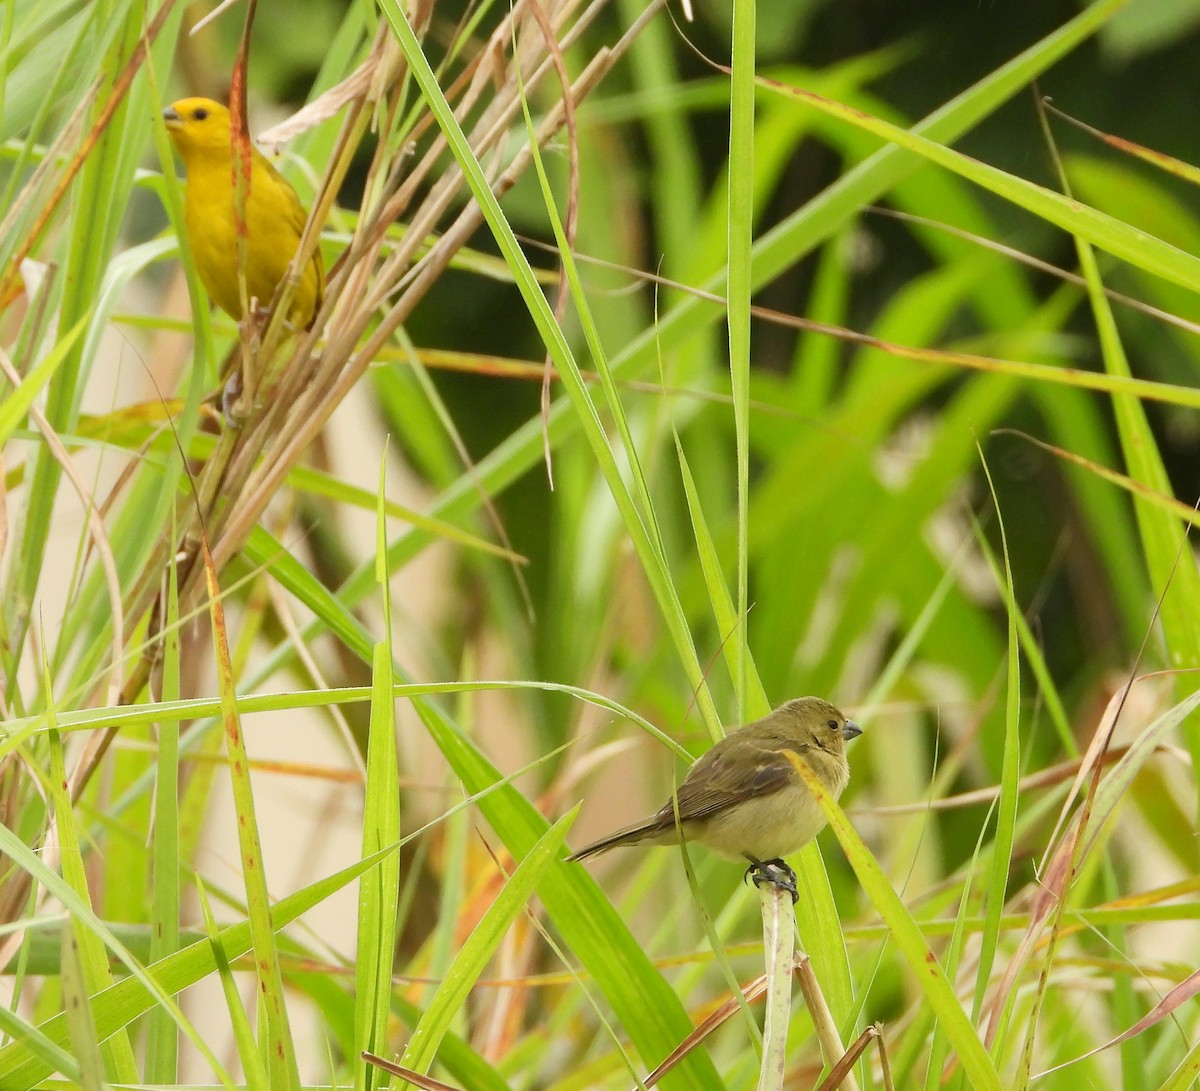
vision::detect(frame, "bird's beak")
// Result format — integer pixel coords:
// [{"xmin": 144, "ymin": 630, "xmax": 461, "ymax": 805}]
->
[
  {"xmin": 162, "ymin": 106, "xmax": 180, "ymax": 128},
  {"xmin": 842, "ymin": 720, "xmax": 862, "ymax": 741}
]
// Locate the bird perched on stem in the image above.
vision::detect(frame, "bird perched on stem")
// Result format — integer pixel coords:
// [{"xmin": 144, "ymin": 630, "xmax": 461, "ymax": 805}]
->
[
  {"xmin": 162, "ymin": 97, "xmax": 324, "ymax": 330},
  {"xmin": 568, "ymin": 697, "xmax": 862, "ymax": 901}
]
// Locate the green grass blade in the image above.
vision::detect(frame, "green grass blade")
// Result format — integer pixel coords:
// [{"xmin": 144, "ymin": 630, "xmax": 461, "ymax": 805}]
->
[
  {"xmin": 44, "ymin": 709, "xmax": 137, "ymax": 1082},
  {"xmin": 1073, "ymin": 207, "xmax": 1200, "ymax": 770},
  {"xmin": 363, "ymin": 0, "xmax": 1131, "ymax": 624},
  {"xmin": 204, "ymin": 556, "xmax": 300, "ymax": 1091},
  {"xmin": 728, "ymin": 0, "xmax": 755, "ymax": 718},
  {"xmin": 378, "ymin": 0, "xmax": 728, "ymax": 736},
  {"xmin": 0, "ymin": 846, "xmax": 397, "ymax": 1088},
  {"xmin": 417, "ymin": 700, "xmax": 724, "ymax": 1091},
  {"xmin": 355, "ymin": 457, "xmax": 402, "ymax": 1091},
  {"xmin": 973, "ymin": 459, "xmax": 1022, "ymax": 1056},
  {"xmin": 753, "ymin": 73, "xmax": 1200, "ymax": 295},
  {"xmin": 145, "ymin": 553, "xmax": 182, "ymax": 1083},
  {"xmin": 196, "ymin": 882, "xmax": 261, "ymax": 1091},
  {"xmin": 398, "ymin": 813, "xmax": 575, "ymax": 1079},
  {"xmin": 59, "ymin": 920, "xmax": 105, "ymax": 1091},
  {"xmin": 0, "ymin": 313, "xmax": 86, "ymax": 444},
  {"xmin": 784, "ymin": 753, "xmax": 1003, "ymax": 1091}
]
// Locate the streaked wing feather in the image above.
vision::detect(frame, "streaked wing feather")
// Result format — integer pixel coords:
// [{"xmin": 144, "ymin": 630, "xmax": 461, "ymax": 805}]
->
[{"xmin": 664, "ymin": 744, "xmax": 803, "ymax": 823}]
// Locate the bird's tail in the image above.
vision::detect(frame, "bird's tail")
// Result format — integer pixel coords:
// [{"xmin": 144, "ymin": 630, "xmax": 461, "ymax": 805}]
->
[{"xmin": 566, "ymin": 818, "xmax": 672, "ymax": 862}]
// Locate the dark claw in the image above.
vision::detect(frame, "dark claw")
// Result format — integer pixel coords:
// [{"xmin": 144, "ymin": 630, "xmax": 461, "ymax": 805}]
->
[{"xmin": 744, "ymin": 858, "xmax": 799, "ymax": 904}]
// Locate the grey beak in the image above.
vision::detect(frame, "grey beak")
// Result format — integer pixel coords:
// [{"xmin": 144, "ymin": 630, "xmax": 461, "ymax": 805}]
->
[
  {"xmin": 162, "ymin": 106, "xmax": 180, "ymax": 123},
  {"xmin": 843, "ymin": 720, "xmax": 862, "ymax": 741}
]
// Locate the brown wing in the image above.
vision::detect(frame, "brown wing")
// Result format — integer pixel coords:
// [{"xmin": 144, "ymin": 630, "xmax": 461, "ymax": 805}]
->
[
  {"xmin": 568, "ymin": 742, "xmax": 811, "ymax": 860},
  {"xmin": 659, "ymin": 741, "xmax": 810, "ymax": 823}
]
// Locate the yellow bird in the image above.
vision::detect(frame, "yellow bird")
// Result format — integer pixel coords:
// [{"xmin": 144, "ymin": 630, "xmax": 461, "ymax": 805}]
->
[{"xmin": 162, "ymin": 97, "xmax": 324, "ymax": 329}]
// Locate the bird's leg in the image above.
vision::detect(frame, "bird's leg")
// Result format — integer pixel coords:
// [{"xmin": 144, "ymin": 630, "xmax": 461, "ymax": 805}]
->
[
  {"xmin": 224, "ymin": 305, "xmax": 272, "ymax": 424},
  {"xmin": 744, "ymin": 857, "xmax": 799, "ymax": 904},
  {"xmin": 223, "ymin": 303, "xmax": 268, "ymax": 420},
  {"xmin": 220, "ymin": 365, "xmax": 244, "ymax": 426}
]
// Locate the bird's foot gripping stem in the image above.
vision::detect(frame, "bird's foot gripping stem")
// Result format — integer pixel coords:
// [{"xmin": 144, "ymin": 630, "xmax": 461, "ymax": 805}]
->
[{"xmin": 744, "ymin": 858, "xmax": 799, "ymax": 904}]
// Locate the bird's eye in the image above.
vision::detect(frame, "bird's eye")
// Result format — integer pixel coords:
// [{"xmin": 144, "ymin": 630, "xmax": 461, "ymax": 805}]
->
[
  {"xmin": 194, "ymin": 107, "xmax": 208, "ymax": 120},
  {"xmin": 827, "ymin": 719, "xmax": 839, "ymax": 731}
]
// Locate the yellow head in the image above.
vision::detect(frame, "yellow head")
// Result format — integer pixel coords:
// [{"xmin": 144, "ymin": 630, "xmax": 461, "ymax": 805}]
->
[{"xmin": 162, "ymin": 98, "xmax": 235, "ymax": 162}]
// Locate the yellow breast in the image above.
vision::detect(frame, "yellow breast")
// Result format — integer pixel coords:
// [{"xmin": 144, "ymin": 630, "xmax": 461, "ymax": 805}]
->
[{"xmin": 182, "ymin": 156, "xmax": 322, "ymax": 327}]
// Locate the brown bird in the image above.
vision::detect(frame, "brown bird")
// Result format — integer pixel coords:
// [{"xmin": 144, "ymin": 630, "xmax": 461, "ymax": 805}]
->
[{"xmin": 568, "ymin": 697, "xmax": 862, "ymax": 900}]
